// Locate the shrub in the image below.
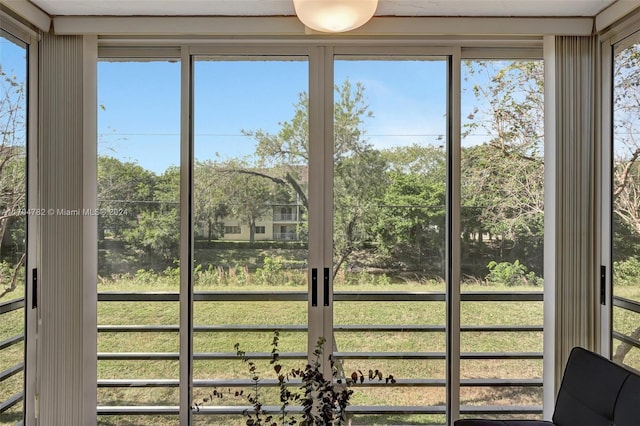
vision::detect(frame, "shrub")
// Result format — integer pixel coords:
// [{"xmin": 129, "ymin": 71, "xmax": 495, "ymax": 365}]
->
[
  {"xmin": 613, "ymin": 257, "xmax": 640, "ymax": 286},
  {"xmin": 485, "ymin": 260, "xmax": 542, "ymax": 286}
]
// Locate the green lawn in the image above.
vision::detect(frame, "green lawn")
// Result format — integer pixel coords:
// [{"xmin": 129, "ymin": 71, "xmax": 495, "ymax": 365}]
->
[{"xmin": 96, "ymin": 277, "xmax": 546, "ymax": 425}]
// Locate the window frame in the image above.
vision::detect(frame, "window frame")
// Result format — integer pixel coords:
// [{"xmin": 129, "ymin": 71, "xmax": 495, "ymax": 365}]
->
[
  {"xmin": 0, "ymin": 11, "xmax": 39, "ymax": 425},
  {"xmin": 97, "ymin": 39, "xmax": 547, "ymax": 425}
]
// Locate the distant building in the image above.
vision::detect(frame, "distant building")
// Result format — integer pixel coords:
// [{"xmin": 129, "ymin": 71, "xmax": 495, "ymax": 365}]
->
[{"xmin": 198, "ymin": 203, "xmax": 304, "ymax": 242}]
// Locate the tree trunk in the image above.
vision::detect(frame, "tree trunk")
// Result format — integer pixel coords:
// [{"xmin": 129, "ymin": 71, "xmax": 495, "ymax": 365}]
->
[{"xmin": 613, "ymin": 325, "xmax": 640, "ymax": 364}]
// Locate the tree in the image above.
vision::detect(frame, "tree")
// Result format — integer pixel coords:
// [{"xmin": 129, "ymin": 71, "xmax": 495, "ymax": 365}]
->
[
  {"xmin": 0, "ymin": 64, "xmax": 26, "ymax": 299},
  {"xmin": 121, "ymin": 166, "xmax": 180, "ymax": 267},
  {"xmin": 461, "ymin": 60, "xmax": 545, "ymax": 273},
  {"xmin": 97, "ymin": 156, "xmax": 155, "ymax": 240},
  {"xmin": 224, "ymin": 161, "xmax": 282, "ymax": 245},
  {"xmin": 333, "ymin": 148, "xmax": 387, "ymax": 274},
  {"xmin": 193, "ymin": 160, "xmax": 230, "ymax": 241},
  {"xmin": 244, "ymin": 79, "xmax": 380, "ymax": 276},
  {"xmin": 374, "ymin": 145, "xmax": 446, "ymax": 273}
]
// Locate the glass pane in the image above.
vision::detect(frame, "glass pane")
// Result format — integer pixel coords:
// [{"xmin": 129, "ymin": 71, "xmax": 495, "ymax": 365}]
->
[
  {"xmin": 192, "ymin": 57, "xmax": 309, "ymax": 422},
  {"xmin": 0, "ymin": 33, "xmax": 27, "ymax": 424},
  {"xmin": 612, "ymin": 41, "xmax": 640, "ymax": 371},
  {"xmin": 333, "ymin": 57, "xmax": 447, "ymax": 425},
  {"xmin": 97, "ymin": 60, "xmax": 181, "ymax": 413},
  {"xmin": 460, "ymin": 60, "xmax": 544, "ymax": 416}
]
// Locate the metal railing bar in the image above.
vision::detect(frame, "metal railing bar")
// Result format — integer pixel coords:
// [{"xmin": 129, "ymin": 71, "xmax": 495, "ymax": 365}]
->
[
  {"xmin": 0, "ymin": 391, "xmax": 23, "ymax": 414},
  {"xmin": 95, "ymin": 404, "xmax": 543, "ymax": 417},
  {"xmin": 461, "ymin": 292, "xmax": 543, "ymax": 302},
  {"xmin": 98, "ymin": 352, "xmax": 179, "ymax": 361},
  {"xmin": 460, "ymin": 404, "xmax": 543, "ymax": 414},
  {"xmin": 613, "ymin": 331, "xmax": 640, "ymax": 350},
  {"xmin": 98, "ymin": 325, "xmax": 180, "ymax": 332},
  {"xmin": 98, "ymin": 292, "xmax": 179, "ymax": 302},
  {"xmin": 97, "ymin": 406, "xmax": 179, "ymax": 415},
  {"xmin": 335, "ymin": 291, "xmax": 543, "ymax": 302},
  {"xmin": 333, "ymin": 351, "xmax": 543, "ymax": 360},
  {"xmin": 190, "ymin": 404, "xmax": 543, "ymax": 415},
  {"xmin": 98, "ymin": 351, "xmax": 543, "ymax": 361},
  {"xmin": 194, "ymin": 351, "xmax": 306, "ymax": 360},
  {"xmin": 193, "ymin": 405, "xmax": 539, "ymax": 416},
  {"xmin": 0, "ymin": 363, "xmax": 24, "ymax": 382},
  {"xmin": 95, "ymin": 404, "xmax": 542, "ymax": 417},
  {"xmin": 97, "ymin": 291, "xmax": 544, "ymax": 303},
  {"xmin": 613, "ymin": 296, "xmax": 640, "ymax": 314},
  {"xmin": 461, "ymin": 378, "xmax": 542, "ymax": 387},
  {"xmin": 193, "ymin": 405, "xmax": 457, "ymax": 416},
  {"xmin": 0, "ymin": 298, "xmax": 25, "ymax": 315},
  {"xmin": 0, "ymin": 334, "xmax": 24, "ymax": 351},
  {"xmin": 98, "ymin": 378, "xmax": 542, "ymax": 388},
  {"xmin": 98, "ymin": 379, "xmax": 179, "ymax": 387},
  {"xmin": 194, "ymin": 292, "xmax": 307, "ymax": 302},
  {"xmin": 96, "ymin": 324, "xmax": 543, "ymax": 333}
]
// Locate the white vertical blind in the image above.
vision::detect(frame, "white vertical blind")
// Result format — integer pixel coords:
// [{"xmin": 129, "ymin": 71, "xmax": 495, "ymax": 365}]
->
[
  {"xmin": 39, "ymin": 33, "xmax": 97, "ymax": 426},
  {"xmin": 553, "ymin": 35, "xmax": 601, "ymax": 388}
]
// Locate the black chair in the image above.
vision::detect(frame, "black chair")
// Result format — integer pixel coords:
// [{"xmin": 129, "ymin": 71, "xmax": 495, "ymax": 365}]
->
[{"xmin": 454, "ymin": 346, "xmax": 640, "ymax": 426}]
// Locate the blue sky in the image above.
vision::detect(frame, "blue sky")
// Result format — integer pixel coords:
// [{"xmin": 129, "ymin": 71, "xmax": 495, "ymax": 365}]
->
[
  {"xmin": 98, "ymin": 58, "xmax": 450, "ymax": 174},
  {"xmin": 0, "ymin": 34, "xmax": 27, "ymax": 145}
]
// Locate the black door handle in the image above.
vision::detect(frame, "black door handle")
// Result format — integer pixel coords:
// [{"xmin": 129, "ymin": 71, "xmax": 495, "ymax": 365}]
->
[
  {"xmin": 323, "ymin": 267, "xmax": 330, "ymax": 307},
  {"xmin": 312, "ymin": 268, "xmax": 318, "ymax": 307}
]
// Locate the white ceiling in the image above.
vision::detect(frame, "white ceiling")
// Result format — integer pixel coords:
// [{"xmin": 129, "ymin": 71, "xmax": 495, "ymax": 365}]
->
[{"xmin": 28, "ymin": 0, "xmax": 620, "ymax": 17}]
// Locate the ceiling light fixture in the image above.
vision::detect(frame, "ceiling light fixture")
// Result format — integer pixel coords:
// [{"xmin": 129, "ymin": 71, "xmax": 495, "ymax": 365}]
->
[{"xmin": 293, "ymin": 0, "xmax": 378, "ymax": 33}]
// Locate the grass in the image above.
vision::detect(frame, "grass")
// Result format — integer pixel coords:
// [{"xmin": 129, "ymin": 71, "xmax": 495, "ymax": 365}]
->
[
  {"xmin": 94, "ymin": 275, "xmax": 547, "ymax": 425},
  {"xmin": 2, "ymin": 273, "xmax": 639, "ymax": 425}
]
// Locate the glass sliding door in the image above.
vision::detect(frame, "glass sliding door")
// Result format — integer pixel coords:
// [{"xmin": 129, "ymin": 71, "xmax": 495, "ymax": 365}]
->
[
  {"xmin": 611, "ymin": 38, "xmax": 640, "ymax": 370},
  {"xmin": 191, "ymin": 55, "xmax": 309, "ymax": 424},
  {"xmin": 332, "ymin": 56, "xmax": 448, "ymax": 425},
  {"xmin": 459, "ymin": 59, "xmax": 545, "ymax": 419},
  {"xmin": 93, "ymin": 45, "xmax": 548, "ymax": 425},
  {"xmin": 97, "ymin": 59, "xmax": 181, "ymax": 424},
  {"xmin": 0, "ymin": 30, "xmax": 28, "ymax": 425}
]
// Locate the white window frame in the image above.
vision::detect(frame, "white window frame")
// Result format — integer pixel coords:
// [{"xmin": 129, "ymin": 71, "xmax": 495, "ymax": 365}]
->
[
  {"xmin": 97, "ymin": 38, "xmax": 548, "ymax": 425},
  {"xmin": 0, "ymin": 11, "xmax": 39, "ymax": 425},
  {"xmin": 599, "ymin": 10, "xmax": 640, "ymax": 363}
]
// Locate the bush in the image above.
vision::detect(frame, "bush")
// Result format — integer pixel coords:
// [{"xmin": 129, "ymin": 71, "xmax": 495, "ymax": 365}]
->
[
  {"xmin": 485, "ymin": 260, "xmax": 542, "ymax": 286},
  {"xmin": 613, "ymin": 257, "xmax": 640, "ymax": 286},
  {"xmin": 255, "ymin": 255, "xmax": 284, "ymax": 285}
]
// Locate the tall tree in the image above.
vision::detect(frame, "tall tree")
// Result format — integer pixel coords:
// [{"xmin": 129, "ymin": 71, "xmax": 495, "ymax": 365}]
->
[
  {"xmin": 193, "ymin": 160, "xmax": 230, "ymax": 241},
  {"xmin": 121, "ymin": 166, "xmax": 180, "ymax": 266},
  {"xmin": 97, "ymin": 156, "xmax": 156, "ymax": 240},
  {"xmin": 0, "ymin": 64, "xmax": 26, "ymax": 298},
  {"xmin": 223, "ymin": 160, "xmax": 281, "ymax": 245},
  {"xmin": 243, "ymin": 79, "xmax": 381, "ymax": 276},
  {"xmin": 461, "ymin": 60, "xmax": 545, "ymax": 266},
  {"xmin": 374, "ymin": 145, "xmax": 446, "ymax": 273}
]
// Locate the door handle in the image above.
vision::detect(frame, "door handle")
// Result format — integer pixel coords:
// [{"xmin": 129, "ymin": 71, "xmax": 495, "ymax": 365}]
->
[
  {"xmin": 311, "ymin": 268, "xmax": 318, "ymax": 307},
  {"xmin": 323, "ymin": 267, "xmax": 330, "ymax": 307}
]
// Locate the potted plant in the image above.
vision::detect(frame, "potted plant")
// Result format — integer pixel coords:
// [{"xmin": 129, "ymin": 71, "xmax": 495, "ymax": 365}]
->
[{"xmin": 193, "ymin": 330, "xmax": 396, "ymax": 425}]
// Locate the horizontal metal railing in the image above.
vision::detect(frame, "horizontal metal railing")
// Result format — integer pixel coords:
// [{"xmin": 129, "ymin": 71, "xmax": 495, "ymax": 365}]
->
[
  {"xmin": 98, "ymin": 290, "xmax": 544, "ymax": 302},
  {"xmin": 0, "ymin": 392, "xmax": 23, "ymax": 415},
  {"xmin": 0, "ymin": 298, "xmax": 24, "ymax": 315},
  {"xmin": 98, "ymin": 377, "xmax": 542, "ymax": 388},
  {"xmin": 0, "ymin": 297, "xmax": 25, "ymax": 417},
  {"xmin": 2, "ymin": 291, "xmax": 634, "ymax": 419},
  {"xmin": 99, "ymin": 403, "xmax": 544, "ymax": 416},
  {"xmin": 613, "ymin": 296, "xmax": 640, "ymax": 350},
  {"xmin": 96, "ymin": 290, "xmax": 544, "ymax": 419}
]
